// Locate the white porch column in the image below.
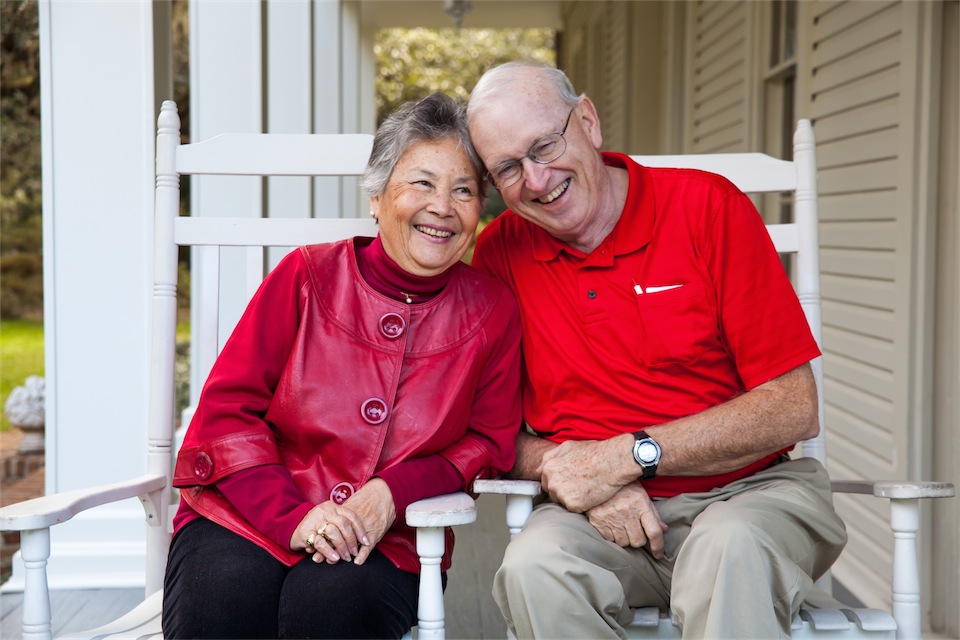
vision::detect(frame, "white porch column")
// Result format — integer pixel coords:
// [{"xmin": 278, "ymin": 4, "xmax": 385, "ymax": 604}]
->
[
  {"xmin": 266, "ymin": 0, "xmax": 313, "ymax": 269},
  {"xmin": 331, "ymin": 0, "xmax": 374, "ymax": 219},
  {"xmin": 186, "ymin": 0, "xmax": 264, "ymax": 398},
  {"xmin": 314, "ymin": 0, "xmax": 367, "ymax": 222},
  {"xmin": 186, "ymin": 0, "xmax": 370, "ymax": 402},
  {"xmin": 3, "ymin": 0, "xmax": 168, "ymax": 591}
]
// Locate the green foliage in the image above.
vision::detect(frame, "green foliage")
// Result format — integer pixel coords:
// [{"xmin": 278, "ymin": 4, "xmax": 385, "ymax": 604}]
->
[
  {"xmin": 175, "ymin": 336, "xmax": 191, "ymax": 428},
  {"xmin": 0, "ymin": 319, "xmax": 44, "ymax": 432},
  {"xmin": 374, "ymin": 27, "xmax": 555, "ymax": 124},
  {"xmin": 171, "ymin": 0, "xmax": 191, "ymax": 143},
  {"xmin": 1, "ymin": 0, "xmax": 42, "ymax": 320},
  {"xmin": 0, "ymin": 213, "xmax": 43, "ymax": 319}
]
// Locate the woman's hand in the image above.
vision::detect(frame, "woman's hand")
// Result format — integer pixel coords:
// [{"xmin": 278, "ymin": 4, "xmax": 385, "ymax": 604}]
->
[
  {"xmin": 342, "ymin": 478, "xmax": 396, "ymax": 565},
  {"xmin": 290, "ymin": 478, "xmax": 396, "ymax": 566},
  {"xmin": 291, "ymin": 502, "xmax": 369, "ymax": 565}
]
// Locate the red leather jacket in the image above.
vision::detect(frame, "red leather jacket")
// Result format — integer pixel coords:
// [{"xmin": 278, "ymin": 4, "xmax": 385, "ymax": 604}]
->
[{"xmin": 173, "ymin": 240, "xmax": 522, "ymax": 572}]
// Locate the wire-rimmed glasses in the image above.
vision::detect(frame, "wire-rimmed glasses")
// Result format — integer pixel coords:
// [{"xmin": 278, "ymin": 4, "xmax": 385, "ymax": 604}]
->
[{"xmin": 486, "ymin": 106, "xmax": 576, "ymax": 190}]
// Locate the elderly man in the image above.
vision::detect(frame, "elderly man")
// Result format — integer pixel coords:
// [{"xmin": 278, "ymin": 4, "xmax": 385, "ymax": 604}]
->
[{"xmin": 467, "ymin": 60, "xmax": 847, "ymax": 639}]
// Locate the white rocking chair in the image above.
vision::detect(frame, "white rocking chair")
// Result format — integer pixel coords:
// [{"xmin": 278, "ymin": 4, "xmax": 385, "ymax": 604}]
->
[
  {"xmin": 474, "ymin": 119, "xmax": 955, "ymax": 640},
  {"xmin": 0, "ymin": 100, "xmax": 475, "ymax": 640}
]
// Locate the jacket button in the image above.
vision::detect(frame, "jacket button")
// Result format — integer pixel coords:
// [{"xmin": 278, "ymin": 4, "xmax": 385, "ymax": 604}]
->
[
  {"xmin": 193, "ymin": 452, "xmax": 213, "ymax": 481},
  {"xmin": 379, "ymin": 313, "xmax": 405, "ymax": 339},
  {"xmin": 361, "ymin": 397, "xmax": 388, "ymax": 424},
  {"xmin": 330, "ymin": 482, "xmax": 355, "ymax": 504}
]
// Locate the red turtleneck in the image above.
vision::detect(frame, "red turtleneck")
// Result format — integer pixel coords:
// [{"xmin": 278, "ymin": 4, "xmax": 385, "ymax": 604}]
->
[{"xmin": 355, "ymin": 234, "xmax": 453, "ymax": 303}]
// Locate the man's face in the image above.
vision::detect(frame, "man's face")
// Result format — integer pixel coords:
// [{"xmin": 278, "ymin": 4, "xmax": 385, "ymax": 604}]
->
[{"xmin": 468, "ymin": 88, "xmax": 606, "ymax": 246}]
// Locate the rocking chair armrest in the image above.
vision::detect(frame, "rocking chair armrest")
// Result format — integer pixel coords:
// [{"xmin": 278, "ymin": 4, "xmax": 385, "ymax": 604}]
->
[
  {"xmin": 830, "ymin": 480, "xmax": 955, "ymax": 500},
  {"xmin": 829, "ymin": 479, "xmax": 954, "ymax": 639},
  {"xmin": 472, "ymin": 479, "xmax": 541, "ymax": 541},
  {"xmin": 406, "ymin": 491, "xmax": 477, "ymax": 527},
  {"xmin": 0, "ymin": 473, "xmax": 167, "ymax": 532},
  {"xmin": 472, "ymin": 478, "xmax": 541, "ymax": 496},
  {"xmin": 470, "ymin": 478, "xmax": 956, "ymax": 501},
  {"xmin": 406, "ymin": 492, "xmax": 476, "ymax": 639}
]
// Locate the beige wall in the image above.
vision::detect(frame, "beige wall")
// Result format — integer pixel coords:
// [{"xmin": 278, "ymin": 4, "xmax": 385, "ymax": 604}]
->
[{"xmin": 931, "ymin": 2, "xmax": 959, "ymax": 633}]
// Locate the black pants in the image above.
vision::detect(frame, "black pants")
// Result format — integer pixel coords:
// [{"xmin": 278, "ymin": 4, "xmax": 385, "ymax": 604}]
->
[{"xmin": 162, "ymin": 518, "xmax": 420, "ymax": 639}]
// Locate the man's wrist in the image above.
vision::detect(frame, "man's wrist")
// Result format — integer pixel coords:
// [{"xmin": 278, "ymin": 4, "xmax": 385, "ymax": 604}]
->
[
  {"xmin": 613, "ymin": 433, "xmax": 645, "ymax": 484},
  {"xmin": 631, "ymin": 430, "xmax": 662, "ymax": 480}
]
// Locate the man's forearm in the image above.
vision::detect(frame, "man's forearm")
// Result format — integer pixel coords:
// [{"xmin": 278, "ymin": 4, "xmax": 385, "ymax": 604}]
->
[
  {"xmin": 650, "ymin": 363, "xmax": 819, "ymax": 476},
  {"xmin": 536, "ymin": 363, "xmax": 820, "ymax": 506},
  {"xmin": 512, "ymin": 362, "xmax": 818, "ymax": 501},
  {"xmin": 507, "ymin": 431, "xmax": 557, "ymax": 480}
]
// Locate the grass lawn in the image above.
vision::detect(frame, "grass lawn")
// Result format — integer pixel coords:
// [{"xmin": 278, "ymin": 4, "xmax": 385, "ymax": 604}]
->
[
  {"xmin": 0, "ymin": 321, "xmax": 191, "ymax": 434},
  {"xmin": 1, "ymin": 319, "xmax": 45, "ymax": 433}
]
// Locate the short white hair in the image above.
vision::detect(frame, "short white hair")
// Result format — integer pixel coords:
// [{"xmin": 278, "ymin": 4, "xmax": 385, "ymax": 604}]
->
[{"xmin": 467, "ymin": 60, "xmax": 582, "ymax": 123}]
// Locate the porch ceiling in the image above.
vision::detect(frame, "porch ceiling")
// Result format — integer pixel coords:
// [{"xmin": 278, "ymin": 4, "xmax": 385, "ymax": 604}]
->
[{"xmin": 359, "ymin": 0, "xmax": 562, "ymax": 30}]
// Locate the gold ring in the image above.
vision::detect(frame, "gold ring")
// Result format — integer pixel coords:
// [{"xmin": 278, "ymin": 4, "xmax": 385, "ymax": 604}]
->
[
  {"xmin": 306, "ymin": 533, "xmax": 317, "ymax": 547},
  {"xmin": 318, "ymin": 523, "xmax": 330, "ymax": 539}
]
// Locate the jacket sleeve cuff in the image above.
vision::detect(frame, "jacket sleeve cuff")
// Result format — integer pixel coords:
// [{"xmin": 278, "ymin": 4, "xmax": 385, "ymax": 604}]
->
[
  {"xmin": 375, "ymin": 456, "xmax": 463, "ymax": 523},
  {"xmin": 174, "ymin": 431, "xmax": 281, "ymax": 487},
  {"xmin": 215, "ymin": 464, "xmax": 313, "ymax": 549}
]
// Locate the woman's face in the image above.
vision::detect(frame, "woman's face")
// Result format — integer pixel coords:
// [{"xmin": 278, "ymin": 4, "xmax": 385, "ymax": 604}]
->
[{"xmin": 372, "ymin": 138, "xmax": 482, "ymax": 277}]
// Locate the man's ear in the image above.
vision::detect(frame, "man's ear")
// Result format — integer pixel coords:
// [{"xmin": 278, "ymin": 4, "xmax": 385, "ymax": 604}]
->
[{"xmin": 577, "ymin": 97, "xmax": 604, "ymax": 150}]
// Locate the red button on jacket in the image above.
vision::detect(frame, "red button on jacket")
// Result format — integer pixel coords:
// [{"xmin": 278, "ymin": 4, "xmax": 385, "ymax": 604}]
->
[
  {"xmin": 379, "ymin": 313, "xmax": 405, "ymax": 339},
  {"xmin": 361, "ymin": 397, "xmax": 388, "ymax": 424}
]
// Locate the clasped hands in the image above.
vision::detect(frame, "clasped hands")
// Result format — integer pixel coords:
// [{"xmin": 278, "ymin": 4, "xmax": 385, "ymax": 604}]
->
[
  {"xmin": 537, "ymin": 436, "xmax": 668, "ymax": 559},
  {"xmin": 290, "ymin": 478, "xmax": 395, "ymax": 566}
]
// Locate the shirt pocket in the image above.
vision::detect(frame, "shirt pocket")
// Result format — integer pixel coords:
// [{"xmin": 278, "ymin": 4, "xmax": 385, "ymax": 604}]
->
[{"xmin": 635, "ymin": 281, "xmax": 717, "ymax": 367}]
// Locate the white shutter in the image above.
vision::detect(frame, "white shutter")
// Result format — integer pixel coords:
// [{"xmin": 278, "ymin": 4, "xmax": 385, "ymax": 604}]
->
[
  {"xmin": 601, "ymin": 2, "xmax": 629, "ymax": 151},
  {"xmin": 807, "ymin": 0, "xmax": 926, "ymax": 610},
  {"xmin": 686, "ymin": 1, "xmax": 750, "ymax": 152}
]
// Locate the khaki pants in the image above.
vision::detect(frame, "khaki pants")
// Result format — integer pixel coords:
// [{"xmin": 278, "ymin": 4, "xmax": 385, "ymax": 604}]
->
[{"xmin": 493, "ymin": 458, "xmax": 847, "ymax": 639}]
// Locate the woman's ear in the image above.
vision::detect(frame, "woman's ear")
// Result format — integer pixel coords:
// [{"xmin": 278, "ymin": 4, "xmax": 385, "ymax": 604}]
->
[{"xmin": 369, "ymin": 196, "xmax": 380, "ymax": 220}]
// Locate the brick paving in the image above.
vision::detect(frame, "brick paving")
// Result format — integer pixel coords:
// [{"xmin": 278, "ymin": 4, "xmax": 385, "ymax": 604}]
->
[
  {"xmin": 0, "ymin": 428, "xmax": 45, "ymax": 584},
  {"xmin": 1, "ymin": 428, "xmax": 45, "ymax": 505}
]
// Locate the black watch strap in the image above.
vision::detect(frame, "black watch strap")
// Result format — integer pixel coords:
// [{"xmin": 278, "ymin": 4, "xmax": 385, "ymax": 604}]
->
[{"xmin": 632, "ymin": 430, "xmax": 661, "ymax": 480}]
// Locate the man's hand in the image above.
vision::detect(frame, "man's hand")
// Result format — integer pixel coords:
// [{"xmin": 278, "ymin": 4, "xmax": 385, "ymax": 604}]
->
[
  {"xmin": 586, "ymin": 482, "xmax": 668, "ymax": 558},
  {"xmin": 538, "ymin": 434, "xmax": 636, "ymax": 512}
]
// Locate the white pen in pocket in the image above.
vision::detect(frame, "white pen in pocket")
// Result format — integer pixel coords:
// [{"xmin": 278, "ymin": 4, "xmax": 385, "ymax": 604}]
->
[{"xmin": 632, "ymin": 281, "xmax": 683, "ymax": 295}]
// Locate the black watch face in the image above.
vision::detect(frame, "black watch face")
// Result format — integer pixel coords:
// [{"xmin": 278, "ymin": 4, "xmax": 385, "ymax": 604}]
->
[{"xmin": 636, "ymin": 441, "xmax": 659, "ymax": 463}]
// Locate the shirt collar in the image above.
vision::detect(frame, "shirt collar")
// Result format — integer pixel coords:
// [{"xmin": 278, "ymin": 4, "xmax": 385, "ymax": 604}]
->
[{"xmin": 528, "ymin": 152, "xmax": 654, "ymax": 264}]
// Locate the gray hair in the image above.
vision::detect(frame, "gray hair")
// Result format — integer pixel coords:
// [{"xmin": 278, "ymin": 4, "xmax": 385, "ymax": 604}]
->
[
  {"xmin": 360, "ymin": 93, "xmax": 486, "ymax": 205},
  {"xmin": 468, "ymin": 60, "xmax": 583, "ymax": 121}
]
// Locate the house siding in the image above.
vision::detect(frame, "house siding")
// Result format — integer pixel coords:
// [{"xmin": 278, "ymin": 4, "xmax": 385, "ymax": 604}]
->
[{"xmin": 806, "ymin": 0, "xmax": 909, "ymax": 606}]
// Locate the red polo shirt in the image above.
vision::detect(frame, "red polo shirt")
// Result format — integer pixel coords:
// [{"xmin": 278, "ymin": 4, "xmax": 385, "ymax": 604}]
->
[{"xmin": 473, "ymin": 153, "xmax": 821, "ymax": 497}]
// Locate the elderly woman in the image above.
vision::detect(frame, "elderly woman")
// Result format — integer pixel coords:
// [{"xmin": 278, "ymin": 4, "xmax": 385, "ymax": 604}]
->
[{"xmin": 161, "ymin": 93, "xmax": 522, "ymax": 639}]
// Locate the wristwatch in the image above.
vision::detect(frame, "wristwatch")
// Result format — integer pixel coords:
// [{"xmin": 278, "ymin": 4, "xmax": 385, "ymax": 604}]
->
[{"xmin": 632, "ymin": 430, "xmax": 661, "ymax": 480}]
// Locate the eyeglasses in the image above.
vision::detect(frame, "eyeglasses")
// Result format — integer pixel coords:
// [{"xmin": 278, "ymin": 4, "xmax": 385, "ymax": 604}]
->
[{"xmin": 486, "ymin": 106, "xmax": 576, "ymax": 190}]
